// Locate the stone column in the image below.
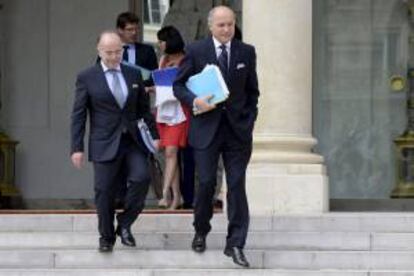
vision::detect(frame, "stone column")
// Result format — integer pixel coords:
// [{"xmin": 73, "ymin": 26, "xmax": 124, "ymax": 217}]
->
[
  {"xmin": 243, "ymin": 0, "xmax": 329, "ymax": 214},
  {"xmin": 0, "ymin": 1, "xmax": 3, "ymax": 128}
]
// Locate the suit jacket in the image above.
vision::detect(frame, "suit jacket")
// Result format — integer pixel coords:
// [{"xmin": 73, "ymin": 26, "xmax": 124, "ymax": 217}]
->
[
  {"xmin": 173, "ymin": 36, "xmax": 259, "ymax": 149},
  {"xmin": 70, "ymin": 63, "xmax": 159, "ymax": 162},
  {"xmin": 133, "ymin": 42, "xmax": 158, "ymax": 71}
]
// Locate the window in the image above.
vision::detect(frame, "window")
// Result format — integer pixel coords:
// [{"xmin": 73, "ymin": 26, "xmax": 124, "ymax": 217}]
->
[
  {"xmin": 143, "ymin": 0, "xmax": 170, "ymax": 43},
  {"xmin": 144, "ymin": 0, "xmax": 169, "ymax": 25}
]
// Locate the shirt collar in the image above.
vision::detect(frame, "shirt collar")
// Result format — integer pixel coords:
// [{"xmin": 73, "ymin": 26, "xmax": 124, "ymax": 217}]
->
[
  {"xmin": 101, "ymin": 61, "xmax": 121, "ymax": 73},
  {"xmin": 123, "ymin": 43, "xmax": 135, "ymax": 49},
  {"xmin": 212, "ymin": 36, "xmax": 231, "ymax": 51}
]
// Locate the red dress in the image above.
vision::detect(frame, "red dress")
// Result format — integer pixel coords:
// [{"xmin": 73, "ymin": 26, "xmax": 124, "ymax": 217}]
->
[{"xmin": 156, "ymin": 54, "xmax": 190, "ymax": 148}]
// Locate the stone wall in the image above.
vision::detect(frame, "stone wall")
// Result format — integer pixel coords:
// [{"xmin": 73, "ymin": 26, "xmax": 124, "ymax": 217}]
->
[{"xmin": 163, "ymin": 0, "xmax": 241, "ymax": 42}]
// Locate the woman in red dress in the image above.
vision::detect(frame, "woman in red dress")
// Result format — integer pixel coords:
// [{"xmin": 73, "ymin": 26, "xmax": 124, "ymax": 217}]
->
[{"xmin": 155, "ymin": 26, "xmax": 189, "ymax": 209}]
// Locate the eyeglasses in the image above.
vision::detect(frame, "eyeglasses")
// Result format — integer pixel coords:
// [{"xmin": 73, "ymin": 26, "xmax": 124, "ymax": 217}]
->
[{"xmin": 123, "ymin": 26, "xmax": 138, "ymax": 33}]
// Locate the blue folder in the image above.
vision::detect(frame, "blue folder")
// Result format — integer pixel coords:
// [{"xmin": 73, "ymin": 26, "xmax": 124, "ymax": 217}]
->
[
  {"xmin": 186, "ymin": 65, "xmax": 229, "ymax": 105},
  {"xmin": 152, "ymin": 67, "xmax": 179, "ymax": 86},
  {"xmin": 152, "ymin": 67, "xmax": 179, "ymax": 107}
]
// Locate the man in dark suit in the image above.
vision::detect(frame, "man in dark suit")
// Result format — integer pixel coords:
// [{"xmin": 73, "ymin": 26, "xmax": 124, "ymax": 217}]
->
[
  {"xmin": 96, "ymin": 13, "xmax": 157, "ymax": 72},
  {"xmin": 70, "ymin": 31, "xmax": 159, "ymax": 253},
  {"xmin": 115, "ymin": 12, "xmax": 158, "ymax": 206},
  {"xmin": 116, "ymin": 12, "xmax": 158, "ymax": 72},
  {"xmin": 173, "ymin": 6, "xmax": 259, "ymax": 268}
]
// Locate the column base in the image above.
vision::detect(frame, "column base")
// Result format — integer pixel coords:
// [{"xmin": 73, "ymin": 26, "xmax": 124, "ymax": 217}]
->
[
  {"xmin": 246, "ymin": 135, "xmax": 329, "ymax": 215},
  {"xmin": 247, "ymin": 163, "xmax": 329, "ymax": 215}
]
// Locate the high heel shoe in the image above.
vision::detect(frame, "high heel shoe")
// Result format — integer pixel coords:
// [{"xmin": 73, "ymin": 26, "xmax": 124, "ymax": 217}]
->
[
  {"xmin": 158, "ymin": 198, "xmax": 170, "ymax": 208},
  {"xmin": 158, "ymin": 188, "xmax": 171, "ymax": 208},
  {"xmin": 168, "ymin": 197, "xmax": 183, "ymax": 210}
]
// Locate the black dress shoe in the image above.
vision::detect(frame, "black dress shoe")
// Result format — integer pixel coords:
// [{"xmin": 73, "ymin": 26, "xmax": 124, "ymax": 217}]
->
[
  {"xmin": 98, "ymin": 238, "xmax": 114, "ymax": 253},
  {"xmin": 182, "ymin": 202, "xmax": 193, "ymax": 209},
  {"xmin": 191, "ymin": 233, "xmax": 206, "ymax": 253},
  {"xmin": 116, "ymin": 226, "xmax": 136, "ymax": 247},
  {"xmin": 224, "ymin": 247, "xmax": 250, "ymax": 268}
]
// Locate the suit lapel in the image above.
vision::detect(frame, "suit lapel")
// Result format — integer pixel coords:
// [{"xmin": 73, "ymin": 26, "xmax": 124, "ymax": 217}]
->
[
  {"xmin": 96, "ymin": 65, "xmax": 118, "ymax": 104},
  {"xmin": 228, "ymin": 39, "xmax": 240, "ymax": 83},
  {"xmin": 134, "ymin": 42, "xmax": 139, "ymax": 65},
  {"xmin": 121, "ymin": 65, "xmax": 133, "ymax": 107},
  {"xmin": 96, "ymin": 64, "xmax": 124, "ymax": 109},
  {"xmin": 206, "ymin": 37, "xmax": 218, "ymax": 66},
  {"xmin": 207, "ymin": 37, "xmax": 239, "ymax": 84},
  {"xmin": 95, "ymin": 64, "xmax": 109, "ymax": 91},
  {"xmin": 207, "ymin": 37, "xmax": 233, "ymax": 86},
  {"xmin": 134, "ymin": 42, "xmax": 143, "ymax": 67}
]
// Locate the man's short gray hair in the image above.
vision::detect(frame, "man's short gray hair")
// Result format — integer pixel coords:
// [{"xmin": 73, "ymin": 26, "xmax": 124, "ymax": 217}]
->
[
  {"xmin": 207, "ymin": 6, "xmax": 235, "ymax": 27},
  {"xmin": 96, "ymin": 30, "xmax": 120, "ymax": 45}
]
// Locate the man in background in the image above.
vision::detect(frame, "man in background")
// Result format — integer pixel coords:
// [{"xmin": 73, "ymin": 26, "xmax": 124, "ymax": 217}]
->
[
  {"xmin": 115, "ymin": 12, "xmax": 159, "ymax": 205},
  {"xmin": 116, "ymin": 12, "xmax": 158, "ymax": 73}
]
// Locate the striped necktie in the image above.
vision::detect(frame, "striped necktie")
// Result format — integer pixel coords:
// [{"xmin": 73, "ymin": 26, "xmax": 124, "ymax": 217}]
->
[
  {"xmin": 109, "ymin": 69, "xmax": 126, "ymax": 108},
  {"xmin": 218, "ymin": 44, "xmax": 228, "ymax": 77}
]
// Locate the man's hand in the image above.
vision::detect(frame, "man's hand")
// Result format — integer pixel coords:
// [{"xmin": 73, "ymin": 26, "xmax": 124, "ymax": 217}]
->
[
  {"xmin": 71, "ymin": 152, "xmax": 84, "ymax": 169},
  {"xmin": 145, "ymin": 86, "xmax": 155, "ymax": 94},
  {"xmin": 153, "ymin": 139, "xmax": 161, "ymax": 151},
  {"xmin": 193, "ymin": 95, "xmax": 216, "ymax": 115}
]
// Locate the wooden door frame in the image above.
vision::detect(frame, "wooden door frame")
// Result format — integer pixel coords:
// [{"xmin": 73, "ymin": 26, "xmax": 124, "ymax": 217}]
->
[{"xmin": 129, "ymin": 0, "xmax": 144, "ymax": 42}]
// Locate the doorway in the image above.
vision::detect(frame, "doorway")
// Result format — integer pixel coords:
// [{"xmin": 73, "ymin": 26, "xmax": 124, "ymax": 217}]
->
[{"xmin": 313, "ymin": 0, "xmax": 408, "ymax": 210}]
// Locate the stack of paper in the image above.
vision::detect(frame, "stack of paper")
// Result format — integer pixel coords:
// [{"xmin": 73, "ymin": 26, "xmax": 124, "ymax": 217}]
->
[
  {"xmin": 137, "ymin": 119, "xmax": 157, "ymax": 153},
  {"xmin": 152, "ymin": 67, "xmax": 185, "ymax": 125},
  {"xmin": 186, "ymin": 64, "xmax": 229, "ymax": 104},
  {"xmin": 152, "ymin": 67, "xmax": 179, "ymax": 107}
]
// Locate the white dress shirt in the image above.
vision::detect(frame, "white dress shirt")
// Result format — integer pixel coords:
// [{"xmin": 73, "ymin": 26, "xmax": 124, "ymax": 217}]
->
[
  {"xmin": 101, "ymin": 62, "xmax": 128, "ymax": 102},
  {"xmin": 125, "ymin": 43, "xmax": 136, "ymax": 65},
  {"xmin": 212, "ymin": 37, "xmax": 231, "ymax": 67}
]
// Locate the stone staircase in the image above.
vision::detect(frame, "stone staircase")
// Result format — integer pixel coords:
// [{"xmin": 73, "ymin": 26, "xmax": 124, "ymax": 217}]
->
[{"xmin": 2, "ymin": 212, "xmax": 414, "ymax": 275}]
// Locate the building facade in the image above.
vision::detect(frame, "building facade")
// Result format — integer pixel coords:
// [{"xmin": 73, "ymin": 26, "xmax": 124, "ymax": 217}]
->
[{"xmin": 0, "ymin": 0, "xmax": 409, "ymax": 211}]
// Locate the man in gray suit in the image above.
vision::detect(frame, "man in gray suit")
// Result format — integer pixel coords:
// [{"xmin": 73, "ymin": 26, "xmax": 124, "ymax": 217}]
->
[{"xmin": 70, "ymin": 31, "xmax": 159, "ymax": 253}]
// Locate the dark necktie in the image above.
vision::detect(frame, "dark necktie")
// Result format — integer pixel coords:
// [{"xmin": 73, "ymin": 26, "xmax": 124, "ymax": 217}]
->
[
  {"xmin": 109, "ymin": 70, "xmax": 126, "ymax": 108},
  {"xmin": 122, "ymin": 45, "xmax": 129, "ymax": 62},
  {"xmin": 218, "ymin": 44, "xmax": 228, "ymax": 77}
]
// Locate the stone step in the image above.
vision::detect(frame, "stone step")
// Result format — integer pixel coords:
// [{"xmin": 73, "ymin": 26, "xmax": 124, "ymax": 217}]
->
[
  {"xmin": 266, "ymin": 251, "xmax": 414, "ymax": 270},
  {"xmin": 0, "ymin": 231, "xmax": 370, "ymax": 251},
  {"xmin": 3, "ymin": 270, "xmax": 414, "ymax": 276},
  {"xmin": 272, "ymin": 213, "xmax": 414, "ymax": 233},
  {"xmin": 0, "ymin": 213, "xmax": 414, "ymax": 233},
  {"xmin": 3, "ymin": 213, "xmax": 414, "ymax": 233},
  {"xmin": 3, "ymin": 249, "xmax": 414, "ymax": 270},
  {"xmin": 4, "ymin": 213, "xmax": 414, "ymax": 272},
  {"xmin": 0, "ymin": 249, "xmax": 263, "ymax": 269},
  {"xmin": 0, "ymin": 269, "xmax": 379, "ymax": 276}
]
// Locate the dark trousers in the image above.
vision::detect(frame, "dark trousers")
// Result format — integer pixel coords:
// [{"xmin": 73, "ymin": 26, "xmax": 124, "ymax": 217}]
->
[
  {"xmin": 93, "ymin": 134, "xmax": 150, "ymax": 241},
  {"xmin": 193, "ymin": 116, "xmax": 252, "ymax": 249},
  {"xmin": 180, "ymin": 145, "xmax": 195, "ymax": 209}
]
